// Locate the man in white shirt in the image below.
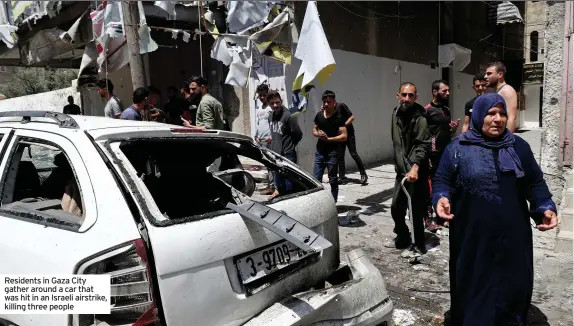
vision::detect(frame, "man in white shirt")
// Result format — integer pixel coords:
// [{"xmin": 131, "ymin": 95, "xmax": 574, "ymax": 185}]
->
[
  {"xmin": 97, "ymin": 79, "xmax": 124, "ymax": 118},
  {"xmin": 254, "ymin": 84, "xmax": 274, "ymax": 195}
]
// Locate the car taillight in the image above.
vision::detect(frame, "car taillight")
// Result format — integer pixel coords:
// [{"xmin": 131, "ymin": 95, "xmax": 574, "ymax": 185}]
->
[{"xmin": 75, "ymin": 239, "xmax": 160, "ymax": 326}]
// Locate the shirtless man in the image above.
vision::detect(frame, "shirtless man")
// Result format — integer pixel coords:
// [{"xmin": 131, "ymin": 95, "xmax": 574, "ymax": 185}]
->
[{"xmin": 484, "ymin": 62, "xmax": 517, "ymax": 132}]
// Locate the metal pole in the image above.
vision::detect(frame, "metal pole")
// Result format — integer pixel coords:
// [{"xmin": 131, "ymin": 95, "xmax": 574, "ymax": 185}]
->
[{"xmin": 121, "ymin": 0, "xmax": 147, "ymax": 90}]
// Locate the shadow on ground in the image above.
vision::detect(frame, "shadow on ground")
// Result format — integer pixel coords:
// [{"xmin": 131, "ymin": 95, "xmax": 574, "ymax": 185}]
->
[
  {"xmin": 337, "ymin": 205, "xmax": 362, "ymax": 214},
  {"xmin": 354, "ymin": 188, "xmax": 393, "ymax": 215},
  {"xmin": 342, "ymin": 177, "xmax": 367, "ymax": 185},
  {"xmin": 440, "ymin": 304, "xmax": 550, "ymax": 326},
  {"xmin": 527, "ymin": 304, "xmax": 550, "ymax": 326}
]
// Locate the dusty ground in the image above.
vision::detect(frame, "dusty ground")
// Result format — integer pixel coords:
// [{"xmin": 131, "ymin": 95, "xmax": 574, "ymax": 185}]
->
[{"xmin": 334, "ymin": 163, "xmax": 573, "ymax": 326}]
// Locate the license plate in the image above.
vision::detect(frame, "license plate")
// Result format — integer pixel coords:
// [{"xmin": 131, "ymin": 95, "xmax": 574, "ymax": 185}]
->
[{"xmin": 236, "ymin": 241, "xmax": 312, "ymax": 284}]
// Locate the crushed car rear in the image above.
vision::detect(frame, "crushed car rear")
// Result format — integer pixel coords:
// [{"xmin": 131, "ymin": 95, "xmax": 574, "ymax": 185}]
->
[{"xmin": 87, "ymin": 127, "xmax": 393, "ymax": 326}]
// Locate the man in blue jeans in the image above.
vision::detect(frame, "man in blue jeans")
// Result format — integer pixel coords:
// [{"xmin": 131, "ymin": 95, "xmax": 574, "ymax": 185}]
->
[
  {"xmin": 313, "ymin": 91, "xmax": 348, "ymax": 202},
  {"xmin": 267, "ymin": 90, "xmax": 303, "ymax": 199}
]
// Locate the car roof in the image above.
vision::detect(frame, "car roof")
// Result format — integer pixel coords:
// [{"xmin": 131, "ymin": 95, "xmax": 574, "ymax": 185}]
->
[{"xmin": 0, "ymin": 112, "xmax": 253, "ymax": 142}]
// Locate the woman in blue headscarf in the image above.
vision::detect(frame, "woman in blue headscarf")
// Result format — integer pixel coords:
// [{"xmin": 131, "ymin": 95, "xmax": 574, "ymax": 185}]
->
[{"xmin": 432, "ymin": 93, "xmax": 558, "ymax": 325}]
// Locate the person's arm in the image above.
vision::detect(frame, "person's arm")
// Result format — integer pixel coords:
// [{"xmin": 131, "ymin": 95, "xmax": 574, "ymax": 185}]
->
[
  {"xmin": 518, "ymin": 139, "xmax": 558, "ymax": 231},
  {"xmin": 288, "ymin": 115, "xmax": 303, "ymax": 146},
  {"xmin": 432, "ymin": 143, "xmax": 457, "ymax": 220},
  {"xmin": 461, "ymin": 116, "xmax": 471, "ymax": 132},
  {"xmin": 409, "ymin": 117, "xmax": 432, "ymax": 170},
  {"xmin": 462, "ymin": 101, "xmax": 472, "ymax": 132},
  {"xmin": 327, "ymin": 126, "xmax": 348, "ymax": 142},
  {"xmin": 254, "ymin": 111, "xmax": 261, "ymax": 141},
  {"xmin": 501, "ymin": 87, "xmax": 518, "ymax": 132},
  {"xmin": 340, "ymin": 103, "xmax": 355, "ymax": 126},
  {"xmin": 312, "ymin": 124, "xmax": 325, "ymax": 138},
  {"xmin": 312, "ymin": 114, "xmax": 325, "ymax": 138},
  {"xmin": 426, "ymin": 107, "xmax": 450, "ymax": 125},
  {"xmin": 196, "ymin": 102, "xmax": 215, "ymax": 129},
  {"xmin": 111, "ymin": 99, "xmax": 122, "ymax": 119},
  {"xmin": 449, "ymin": 119, "xmax": 460, "ymax": 136}
]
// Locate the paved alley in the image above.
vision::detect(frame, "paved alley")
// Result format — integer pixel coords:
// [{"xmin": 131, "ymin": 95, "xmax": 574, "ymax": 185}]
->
[{"xmin": 334, "ymin": 163, "xmax": 573, "ymax": 326}]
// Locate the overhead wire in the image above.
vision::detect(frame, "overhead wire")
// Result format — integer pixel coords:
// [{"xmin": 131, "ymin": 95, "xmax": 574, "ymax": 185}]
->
[
  {"xmin": 346, "ymin": 2, "xmax": 417, "ymax": 19},
  {"xmin": 333, "ymin": 2, "xmax": 385, "ymax": 20}
]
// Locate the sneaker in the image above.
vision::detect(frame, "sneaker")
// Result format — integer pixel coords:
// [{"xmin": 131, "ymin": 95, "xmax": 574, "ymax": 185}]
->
[{"xmin": 360, "ymin": 174, "xmax": 368, "ymax": 185}]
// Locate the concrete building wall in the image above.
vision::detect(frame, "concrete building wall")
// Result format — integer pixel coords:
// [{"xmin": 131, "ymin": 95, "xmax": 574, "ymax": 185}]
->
[
  {"xmin": 282, "ymin": 49, "xmax": 457, "ymax": 174},
  {"xmin": 0, "ymin": 87, "xmax": 80, "ymax": 113},
  {"xmin": 541, "ymin": 1, "xmax": 566, "ymax": 202},
  {"xmin": 451, "ymin": 71, "xmax": 476, "ymax": 123},
  {"xmin": 521, "ymin": 1, "xmax": 547, "ymax": 129},
  {"xmin": 524, "ymin": 1, "xmax": 547, "ymax": 64}
]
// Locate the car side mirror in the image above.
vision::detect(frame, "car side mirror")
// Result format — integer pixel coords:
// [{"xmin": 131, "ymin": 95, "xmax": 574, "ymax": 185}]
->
[{"xmin": 214, "ymin": 169, "xmax": 256, "ymax": 197}]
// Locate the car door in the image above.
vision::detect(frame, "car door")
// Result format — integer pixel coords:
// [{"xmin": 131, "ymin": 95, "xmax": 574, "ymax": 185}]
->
[{"xmin": 0, "ymin": 128, "xmax": 141, "ymax": 326}]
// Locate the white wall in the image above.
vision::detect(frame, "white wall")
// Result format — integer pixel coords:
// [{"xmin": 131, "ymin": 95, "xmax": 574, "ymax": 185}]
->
[
  {"xmin": 281, "ymin": 49, "xmax": 443, "ymax": 174},
  {"xmin": 0, "ymin": 87, "xmax": 80, "ymax": 113},
  {"xmin": 451, "ymin": 71, "xmax": 476, "ymax": 123},
  {"xmin": 521, "ymin": 84, "xmax": 542, "ymax": 129}
]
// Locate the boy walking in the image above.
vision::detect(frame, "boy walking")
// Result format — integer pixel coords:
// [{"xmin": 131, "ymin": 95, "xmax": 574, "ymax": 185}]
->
[{"xmin": 313, "ymin": 91, "xmax": 348, "ymax": 202}]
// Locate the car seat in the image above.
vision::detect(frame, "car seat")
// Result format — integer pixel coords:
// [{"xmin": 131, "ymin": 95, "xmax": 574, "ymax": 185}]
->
[{"xmin": 13, "ymin": 161, "xmax": 41, "ymax": 201}]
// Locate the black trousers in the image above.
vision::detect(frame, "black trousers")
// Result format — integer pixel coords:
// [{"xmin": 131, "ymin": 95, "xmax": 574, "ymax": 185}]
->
[
  {"xmin": 338, "ymin": 133, "xmax": 366, "ymax": 177},
  {"xmin": 390, "ymin": 174, "xmax": 429, "ymax": 248}
]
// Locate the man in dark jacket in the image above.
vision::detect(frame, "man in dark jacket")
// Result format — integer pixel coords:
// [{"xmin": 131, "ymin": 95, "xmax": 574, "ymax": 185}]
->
[
  {"xmin": 267, "ymin": 90, "xmax": 303, "ymax": 199},
  {"xmin": 388, "ymin": 82, "xmax": 432, "ymax": 252},
  {"xmin": 424, "ymin": 80, "xmax": 459, "ymax": 230},
  {"xmin": 425, "ymin": 80, "xmax": 459, "ymax": 175}
]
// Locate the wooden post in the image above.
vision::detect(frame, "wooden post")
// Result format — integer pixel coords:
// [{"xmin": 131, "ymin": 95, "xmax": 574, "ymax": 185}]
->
[{"xmin": 121, "ymin": 0, "xmax": 147, "ymax": 90}]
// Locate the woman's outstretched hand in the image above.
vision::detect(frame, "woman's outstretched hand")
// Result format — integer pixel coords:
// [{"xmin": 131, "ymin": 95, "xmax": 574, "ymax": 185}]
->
[
  {"xmin": 537, "ymin": 210, "xmax": 558, "ymax": 231},
  {"xmin": 436, "ymin": 197, "xmax": 454, "ymax": 220}
]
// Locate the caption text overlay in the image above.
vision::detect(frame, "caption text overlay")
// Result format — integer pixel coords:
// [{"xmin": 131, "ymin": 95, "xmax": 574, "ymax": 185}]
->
[{"xmin": 1, "ymin": 275, "xmax": 110, "ymax": 314}]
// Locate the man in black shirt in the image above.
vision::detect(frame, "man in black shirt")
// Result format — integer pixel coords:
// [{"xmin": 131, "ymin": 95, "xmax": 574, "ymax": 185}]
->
[
  {"xmin": 63, "ymin": 96, "xmax": 81, "ymax": 115},
  {"xmin": 461, "ymin": 74, "xmax": 487, "ymax": 132},
  {"xmin": 313, "ymin": 91, "xmax": 348, "ymax": 202},
  {"xmin": 321, "ymin": 91, "xmax": 368, "ymax": 185},
  {"xmin": 165, "ymin": 85, "xmax": 194, "ymax": 125}
]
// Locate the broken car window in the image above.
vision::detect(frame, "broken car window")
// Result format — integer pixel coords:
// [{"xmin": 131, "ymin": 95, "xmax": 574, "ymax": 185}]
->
[
  {"xmin": 0, "ymin": 138, "xmax": 84, "ymax": 230},
  {"xmin": 118, "ymin": 138, "xmax": 318, "ymax": 221}
]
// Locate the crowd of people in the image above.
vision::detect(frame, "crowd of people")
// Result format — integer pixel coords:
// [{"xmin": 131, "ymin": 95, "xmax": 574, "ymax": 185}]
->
[
  {"xmin": 93, "ymin": 76, "xmax": 229, "ymax": 131},
  {"xmin": 65, "ymin": 62, "xmax": 559, "ymax": 325},
  {"xmin": 388, "ymin": 62, "xmax": 558, "ymax": 326}
]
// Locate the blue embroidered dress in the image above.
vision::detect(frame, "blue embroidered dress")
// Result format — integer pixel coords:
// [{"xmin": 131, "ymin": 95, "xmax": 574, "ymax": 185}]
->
[{"xmin": 432, "ymin": 94, "xmax": 557, "ymax": 325}]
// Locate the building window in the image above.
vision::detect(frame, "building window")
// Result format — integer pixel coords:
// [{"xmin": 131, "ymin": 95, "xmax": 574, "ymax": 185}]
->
[{"xmin": 530, "ymin": 31, "xmax": 539, "ymax": 62}]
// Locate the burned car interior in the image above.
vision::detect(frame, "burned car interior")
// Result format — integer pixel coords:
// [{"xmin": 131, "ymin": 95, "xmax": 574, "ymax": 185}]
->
[{"xmin": 119, "ymin": 138, "xmax": 318, "ymax": 220}]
